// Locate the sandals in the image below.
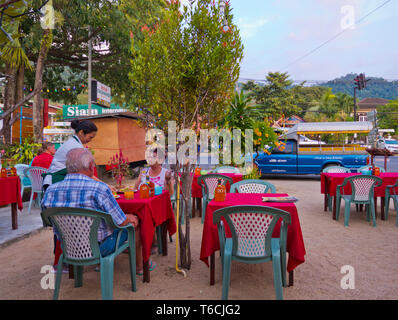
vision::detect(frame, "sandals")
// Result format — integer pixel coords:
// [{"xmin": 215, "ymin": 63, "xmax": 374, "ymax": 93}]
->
[{"xmin": 136, "ymin": 260, "xmax": 156, "ymax": 276}]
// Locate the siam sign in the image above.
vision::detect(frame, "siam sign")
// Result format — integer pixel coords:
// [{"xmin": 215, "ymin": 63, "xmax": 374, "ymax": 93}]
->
[{"xmin": 91, "ymin": 79, "xmax": 111, "ymax": 108}]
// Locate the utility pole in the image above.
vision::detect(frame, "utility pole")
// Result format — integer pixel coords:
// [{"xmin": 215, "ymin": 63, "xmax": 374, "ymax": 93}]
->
[{"xmin": 88, "ymin": 25, "xmax": 92, "ymax": 115}]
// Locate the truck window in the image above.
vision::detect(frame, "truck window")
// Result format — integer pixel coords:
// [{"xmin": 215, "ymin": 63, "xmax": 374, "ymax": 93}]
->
[{"xmin": 272, "ymin": 141, "xmax": 295, "ymax": 154}]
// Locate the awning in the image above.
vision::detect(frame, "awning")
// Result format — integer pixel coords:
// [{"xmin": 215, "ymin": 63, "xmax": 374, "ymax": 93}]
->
[{"xmin": 284, "ymin": 121, "xmax": 373, "ymax": 140}]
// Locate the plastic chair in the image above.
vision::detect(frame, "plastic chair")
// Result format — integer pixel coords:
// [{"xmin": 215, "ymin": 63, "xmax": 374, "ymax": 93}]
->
[
  {"xmin": 15, "ymin": 164, "xmax": 31, "ymax": 197},
  {"xmin": 213, "ymin": 205, "xmax": 291, "ymax": 300},
  {"xmin": 322, "ymin": 166, "xmax": 351, "ymax": 211},
  {"xmin": 41, "ymin": 207, "xmax": 136, "ymax": 300},
  {"xmin": 213, "ymin": 166, "xmax": 240, "ymax": 174},
  {"xmin": 385, "ymin": 180, "xmax": 398, "ymax": 227},
  {"xmin": 197, "ymin": 173, "xmax": 233, "ymax": 224},
  {"xmin": 230, "ymin": 179, "xmax": 276, "ymax": 194},
  {"xmin": 335, "ymin": 175, "xmax": 382, "ymax": 227},
  {"xmin": 26, "ymin": 166, "xmax": 48, "ymax": 214},
  {"xmin": 357, "ymin": 166, "xmax": 385, "ymax": 173}
]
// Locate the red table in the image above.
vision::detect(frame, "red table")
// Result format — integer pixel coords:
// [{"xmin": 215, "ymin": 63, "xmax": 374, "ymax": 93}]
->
[
  {"xmin": 191, "ymin": 173, "xmax": 244, "ymax": 217},
  {"xmin": 117, "ymin": 190, "xmax": 176, "ymax": 282},
  {"xmin": 321, "ymin": 172, "xmax": 398, "ymax": 220},
  {"xmin": 0, "ymin": 176, "xmax": 23, "ymax": 230},
  {"xmin": 200, "ymin": 193, "xmax": 306, "ymax": 286}
]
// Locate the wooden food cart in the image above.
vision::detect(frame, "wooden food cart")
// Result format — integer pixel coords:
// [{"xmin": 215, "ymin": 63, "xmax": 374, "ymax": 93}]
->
[{"xmin": 65, "ymin": 112, "xmax": 147, "ymax": 178}]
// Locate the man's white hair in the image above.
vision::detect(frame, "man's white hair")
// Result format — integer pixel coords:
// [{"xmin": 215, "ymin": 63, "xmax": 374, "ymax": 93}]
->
[{"xmin": 66, "ymin": 148, "xmax": 94, "ymax": 173}]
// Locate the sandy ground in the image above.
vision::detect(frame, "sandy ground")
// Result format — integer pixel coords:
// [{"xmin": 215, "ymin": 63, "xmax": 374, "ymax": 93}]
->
[{"xmin": 0, "ymin": 177, "xmax": 397, "ymax": 300}]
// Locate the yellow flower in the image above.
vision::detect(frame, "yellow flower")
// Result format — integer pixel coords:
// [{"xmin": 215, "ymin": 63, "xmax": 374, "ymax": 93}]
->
[{"xmin": 265, "ymin": 133, "xmax": 269, "ymax": 138}]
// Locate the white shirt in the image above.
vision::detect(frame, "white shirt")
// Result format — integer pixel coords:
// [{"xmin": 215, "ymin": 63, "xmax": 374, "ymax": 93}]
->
[
  {"xmin": 44, "ymin": 135, "xmax": 83, "ymax": 185},
  {"xmin": 140, "ymin": 167, "xmax": 168, "ymax": 188}
]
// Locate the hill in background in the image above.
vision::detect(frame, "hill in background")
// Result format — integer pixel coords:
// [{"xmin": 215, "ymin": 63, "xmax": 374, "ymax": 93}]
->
[{"xmin": 319, "ymin": 73, "xmax": 398, "ymax": 100}]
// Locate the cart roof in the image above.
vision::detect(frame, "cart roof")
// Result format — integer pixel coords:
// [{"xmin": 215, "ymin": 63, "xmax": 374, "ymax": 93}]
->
[{"xmin": 284, "ymin": 121, "xmax": 373, "ymax": 140}]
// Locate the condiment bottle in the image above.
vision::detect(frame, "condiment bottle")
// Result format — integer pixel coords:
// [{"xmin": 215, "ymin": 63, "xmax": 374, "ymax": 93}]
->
[
  {"xmin": 1, "ymin": 167, "xmax": 6, "ymax": 178},
  {"xmin": 214, "ymin": 179, "xmax": 226, "ymax": 202},
  {"xmin": 146, "ymin": 175, "xmax": 155, "ymax": 197},
  {"xmin": 139, "ymin": 183, "xmax": 150, "ymax": 199}
]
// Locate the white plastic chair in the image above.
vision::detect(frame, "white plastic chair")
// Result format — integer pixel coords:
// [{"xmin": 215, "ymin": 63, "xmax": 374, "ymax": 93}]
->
[{"xmin": 26, "ymin": 166, "xmax": 48, "ymax": 214}]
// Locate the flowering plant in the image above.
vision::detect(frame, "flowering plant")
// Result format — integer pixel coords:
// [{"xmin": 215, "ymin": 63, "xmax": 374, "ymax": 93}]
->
[
  {"xmin": 253, "ymin": 120, "xmax": 279, "ymax": 155},
  {"xmin": 108, "ymin": 150, "xmax": 130, "ymax": 190}
]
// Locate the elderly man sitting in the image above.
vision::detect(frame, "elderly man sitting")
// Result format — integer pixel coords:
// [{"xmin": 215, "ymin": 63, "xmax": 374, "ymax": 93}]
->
[{"xmin": 42, "ymin": 148, "xmax": 150, "ymax": 274}]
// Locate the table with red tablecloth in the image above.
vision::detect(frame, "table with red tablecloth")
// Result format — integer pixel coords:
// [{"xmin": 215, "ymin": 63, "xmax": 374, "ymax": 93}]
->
[
  {"xmin": 321, "ymin": 172, "xmax": 398, "ymax": 220},
  {"xmin": 0, "ymin": 176, "xmax": 23, "ymax": 230},
  {"xmin": 117, "ymin": 190, "xmax": 176, "ymax": 283},
  {"xmin": 200, "ymin": 193, "xmax": 306, "ymax": 286},
  {"xmin": 191, "ymin": 173, "xmax": 244, "ymax": 217}
]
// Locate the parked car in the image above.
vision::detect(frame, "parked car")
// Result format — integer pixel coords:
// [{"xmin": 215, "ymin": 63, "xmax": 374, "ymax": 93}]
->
[{"xmin": 385, "ymin": 139, "xmax": 398, "ymax": 153}]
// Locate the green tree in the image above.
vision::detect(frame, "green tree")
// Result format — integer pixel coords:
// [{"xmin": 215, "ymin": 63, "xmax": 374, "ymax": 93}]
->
[
  {"xmin": 129, "ymin": 0, "xmax": 243, "ymax": 270},
  {"xmin": 377, "ymin": 99, "xmax": 398, "ymax": 133},
  {"xmin": 246, "ymin": 72, "xmax": 302, "ymax": 120}
]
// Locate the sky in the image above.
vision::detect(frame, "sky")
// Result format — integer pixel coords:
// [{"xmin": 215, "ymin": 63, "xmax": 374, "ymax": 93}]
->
[{"xmin": 182, "ymin": 0, "xmax": 398, "ymax": 82}]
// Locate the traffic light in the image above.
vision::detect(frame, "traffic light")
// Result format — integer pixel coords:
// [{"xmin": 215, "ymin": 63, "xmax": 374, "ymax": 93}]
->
[
  {"xmin": 354, "ymin": 75, "xmax": 362, "ymax": 90},
  {"xmin": 354, "ymin": 73, "xmax": 367, "ymax": 90},
  {"xmin": 360, "ymin": 73, "xmax": 367, "ymax": 89}
]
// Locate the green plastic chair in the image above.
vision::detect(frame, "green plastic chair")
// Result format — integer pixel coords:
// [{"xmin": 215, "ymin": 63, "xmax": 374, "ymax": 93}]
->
[
  {"xmin": 335, "ymin": 175, "xmax": 382, "ymax": 227},
  {"xmin": 385, "ymin": 180, "xmax": 398, "ymax": 227},
  {"xmin": 15, "ymin": 164, "xmax": 31, "ymax": 197},
  {"xmin": 213, "ymin": 205, "xmax": 291, "ymax": 300},
  {"xmin": 26, "ymin": 166, "xmax": 48, "ymax": 214},
  {"xmin": 357, "ymin": 166, "xmax": 385, "ymax": 173},
  {"xmin": 230, "ymin": 179, "xmax": 276, "ymax": 194},
  {"xmin": 41, "ymin": 207, "xmax": 137, "ymax": 300},
  {"xmin": 213, "ymin": 166, "xmax": 240, "ymax": 174},
  {"xmin": 197, "ymin": 173, "xmax": 233, "ymax": 224},
  {"xmin": 322, "ymin": 166, "xmax": 352, "ymax": 211}
]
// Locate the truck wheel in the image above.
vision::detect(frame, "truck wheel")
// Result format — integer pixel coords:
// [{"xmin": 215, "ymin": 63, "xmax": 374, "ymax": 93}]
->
[{"xmin": 322, "ymin": 163, "xmax": 341, "ymax": 171}]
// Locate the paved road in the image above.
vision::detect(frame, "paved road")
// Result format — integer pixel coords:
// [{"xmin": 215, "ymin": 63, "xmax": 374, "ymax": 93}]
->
[{"xmin": 374, "ymin": 155, "xmax": 398, "ymax": 172}]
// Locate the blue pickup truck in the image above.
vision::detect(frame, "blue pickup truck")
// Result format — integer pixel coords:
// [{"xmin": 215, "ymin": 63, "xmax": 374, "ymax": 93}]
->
[{"xmin": 254, "ymin": 121, "xmax": 372, "ymax": 175}]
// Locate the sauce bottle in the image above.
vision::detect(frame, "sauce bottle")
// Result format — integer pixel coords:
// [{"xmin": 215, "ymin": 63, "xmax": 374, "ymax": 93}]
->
[
  {"xmin": 1, "ymin": 167, "xmax": 6, "ymax": 178},
  {"xmin": 214, "ymin": 179, "xmax": 226, "ymax": 202},
  {"xmin": 139, "ymin": 183, "xmax": 150, "ymax": 199}
]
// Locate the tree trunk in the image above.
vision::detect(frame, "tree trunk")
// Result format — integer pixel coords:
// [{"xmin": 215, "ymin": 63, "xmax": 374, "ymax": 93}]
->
[
  {"xmin": 33, "ymin": 29, "xmax": 52, "ymax": 143},
  {"xmin": 3, "ymin": 64, "xmax": 17, "ymax": 144},
  {"xmin": 174, "ymin": 162, "xmax": 194, "ymax": 270}
]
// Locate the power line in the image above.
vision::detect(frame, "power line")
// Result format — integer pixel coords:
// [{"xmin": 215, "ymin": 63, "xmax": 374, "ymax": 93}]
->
[{"xmin": 281, "ymin": 0, "xmax": 392, "ymax": 71}]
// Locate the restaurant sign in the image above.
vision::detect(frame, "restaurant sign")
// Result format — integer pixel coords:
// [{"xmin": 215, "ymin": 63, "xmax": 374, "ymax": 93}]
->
[
  {"xmin": 91, "ymin": 80, "xmax": 111, "ymax": 108},
  {"xmin": 63, "ymin": 104, "xmax": 128, "ymax": 119}
]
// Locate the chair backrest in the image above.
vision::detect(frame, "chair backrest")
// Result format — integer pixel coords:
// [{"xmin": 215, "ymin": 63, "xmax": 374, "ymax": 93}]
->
[
  {"xmin": 322, "ymin": 166, "xmax": 351, "ymax": 173},
  {"xmin": 197, "ymin": 173, "xmax": 233, "ymax": 200},
  {"xmin": 358, "ymin": 166, "xmax": 385, "ymax": 173},
  {"xmin": 41, "ymin": 207, "xmax": 119, "ymax": 263},
  {"xmin": 230, "ymin": 179, "xmax": 276, "ymax": 194},
  {"xmin": 26, "ymin": 166, "xmax": 48, "ymax": 192},
  {"xmin": 345, "ymin": 175, "xmax": 382, "ymax": 202},
  {"xmin": 213, "ymin": 166, "xmax": 240, "ymax": 174},
  {"xmin": 213, "ymin": 205, "xmax": 291, "ymax": 262},
  {"xmin": 15, "ymin": 164, "xmax": 29, "ymax": 177}
]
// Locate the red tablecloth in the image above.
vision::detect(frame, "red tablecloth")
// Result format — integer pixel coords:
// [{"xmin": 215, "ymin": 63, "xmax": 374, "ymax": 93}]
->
[
  {"xmin": 200, "ymin": 193, "xmax": 306, "ymax": 273},
  {"xmin": 192, "ymin": 173, "xmax": 244, "ymax": 198},
  {"xmin": 0, "ymin": 176, "xmax": 23, "ymax": 210},
  {"xmin": 117, "ymin": 190, "xmax": 176, "ymax": 263},
  {"xmin": 321, "ymin": 172, "xmax": 398, "ymax": 197}
]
